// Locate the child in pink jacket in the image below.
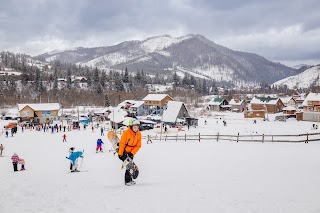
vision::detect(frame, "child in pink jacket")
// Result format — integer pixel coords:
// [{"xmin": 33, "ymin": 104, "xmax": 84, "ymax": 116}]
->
[{"xmin": 19, "ymin": 158, "xmax": 25, "ymax": 171}]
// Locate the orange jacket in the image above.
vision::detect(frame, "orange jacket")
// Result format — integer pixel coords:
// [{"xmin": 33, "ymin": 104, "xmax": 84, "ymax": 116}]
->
[{"xmin": 118, "ymin": 127, "xmax": 141, "ymax": 156}]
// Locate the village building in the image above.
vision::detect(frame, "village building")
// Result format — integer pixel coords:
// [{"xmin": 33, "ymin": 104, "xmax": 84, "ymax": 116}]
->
[
  {"xmin": 118, "ymin": 100, "xmax": 147, "ymax": 116},
  {"xmin": 162, "ymin": 101, "xmax": 189, "ymax": 125},
  {"xmin": 250, "ymin": 97, "xmax": 284, "ymax": 113},
  {"xmin": 280, "ymin": 96, "xmax": 296, "ymax": 107},
  {"xmin": 17, "ymin": 103, "xmax": 60, "ymax": 124},
  {"xmin": 301, "ymin": 93, "xmax": 320, "ymax": 122},
  {"xmin": 207, "ymin": 98, "xmax": 230, "ymax": 111},
  {"xmin": 142, "ymin": 94, "xmax": 174, "ymax": 115},
  {"xmin": 229, "ymin": 99, "xmax": 246, "ymax": 112}
]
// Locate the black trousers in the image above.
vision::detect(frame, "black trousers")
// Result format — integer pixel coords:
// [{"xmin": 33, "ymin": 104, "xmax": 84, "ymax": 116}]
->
[
  {"xmin": 121, "ymin": 151, "xmax": 132, "ymax": 183},
  {"xmin": 13, "ymin": 162, "xmax": 18, "ymax": 171}
]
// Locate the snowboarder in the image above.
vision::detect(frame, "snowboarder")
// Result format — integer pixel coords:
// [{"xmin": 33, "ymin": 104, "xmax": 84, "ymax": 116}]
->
[
  {"xmin": 62, "ymin": 134, "xmax": 67, "ymax": 142},
  {"xmin": 66, "ymin": 147, "xmax": 83, "ymax": 172},
  {"xmin": 19, "ymin": 158, "xmax": 25, "ymax": 170},
  {"xmin": 147, "ymin": 134, "xmax": 152, "ymax": 144},
  {"xmin": 0, "ymin": 144, "xmax": 4, "ymax": 156},
  {"xmin": 100, "ymin": 127, "xmax": 104, "ymax": 136},
  {"xmin": 96, "ymin": 138, "xmax": 104, "ymax": 153},
  {"xmin": 118, "ymin": 118, "xmax": 142, "ymax": 186},
  {"xmin": 11, "ymin": 153, "xmax": 20, "ymax": 172}
]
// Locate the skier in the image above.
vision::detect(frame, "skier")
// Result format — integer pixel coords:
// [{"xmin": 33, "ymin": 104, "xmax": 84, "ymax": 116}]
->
[
  {"xmin": 100, "ymin": 127, "xmax": 104, "ymax": 136},
  {"xmin": 91, "ymin": 126, "xmax": 94, "ymax": 133},
  {"xmin": 5, "ymin": 130, "xmax": 8, "ymax": 138},
  {"xmin": 204, "ymin": 120, "xmax": 207, "ymax": 125},
  {"xmin": 96, "ymin": 138, "xmax": 104, "ymax": 153},
  {"xmin": 0, "ymin": 144, "xmax": 4, "ymax": 156},
  {"xmin": 11, "ymin": 128, "xmax": 14, "ymax": 137},
  {"xmin": 19, "ymin": 158, "xmax": 25, "ymax": 170},
  {"xmin": 66, "ymin": 147, "xmax": 83, "ymax": 172},
  {"xmin": 118, "ymin": 118, "xmax": 142, "ymax": 186},
  {"xmin": 11, "ymin": 153, "xmax": 20, "ymax": 172},
  {"xmin": 62, "ymin": 134, "xmax": 67, "ymax": 142},
  {"xmin": 147, "ymin": 134, "xmax": 152, "ymax": 144}
]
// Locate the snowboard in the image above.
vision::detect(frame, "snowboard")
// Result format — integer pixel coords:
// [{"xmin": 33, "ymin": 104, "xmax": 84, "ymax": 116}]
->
[{"xmin": 107, "ymin": 130, "xmax": 139, "ymax": 179}]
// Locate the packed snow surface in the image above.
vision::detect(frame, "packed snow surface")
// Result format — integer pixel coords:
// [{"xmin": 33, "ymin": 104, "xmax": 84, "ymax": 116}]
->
[{"xmin": 0, "ymin": 114, "xmax": 320, "ymax": 213}]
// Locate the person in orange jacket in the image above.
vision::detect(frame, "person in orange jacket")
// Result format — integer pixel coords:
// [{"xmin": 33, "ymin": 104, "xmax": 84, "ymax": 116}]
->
[{"xmin": 118, "ymin": 118, "xmax": 141, "ymax": 186}]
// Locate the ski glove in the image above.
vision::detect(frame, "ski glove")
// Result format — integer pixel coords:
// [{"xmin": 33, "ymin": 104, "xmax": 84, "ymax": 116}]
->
[
  {"xmin": 118, "ymin": 154, "xmax": 124, "ymax": 161},
  {"xmin": 127, "ymin": 152, "xmax": 134, "ymax": 159}
]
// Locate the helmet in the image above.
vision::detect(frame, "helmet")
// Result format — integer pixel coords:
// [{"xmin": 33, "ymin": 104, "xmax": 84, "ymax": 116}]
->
[
  {"xmin": 128, "ymin": 118, "xmax": 140, "ymax": 126},
  {"xmin": 69, "ymin": 147, "xmax": 75, "ymax": 153}
]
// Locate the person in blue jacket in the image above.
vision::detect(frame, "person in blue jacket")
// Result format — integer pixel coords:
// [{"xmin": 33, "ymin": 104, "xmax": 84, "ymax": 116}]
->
[
  {"xmin": 66, "ymin": 147, "xmax": 83, "ymax": 172},
  {"xmin": 96, "ymin": 139, "xmax": 104, "ymax": 153}
]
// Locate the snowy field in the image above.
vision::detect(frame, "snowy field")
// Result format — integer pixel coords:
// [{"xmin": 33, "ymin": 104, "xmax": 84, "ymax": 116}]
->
[{"xmin": 1, "ymin": 113, "xmax": 320, "ymax": 213}]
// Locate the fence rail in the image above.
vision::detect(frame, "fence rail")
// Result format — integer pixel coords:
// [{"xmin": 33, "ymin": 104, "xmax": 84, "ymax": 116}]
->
[{"xmin": 143, "ymin": 132, "xmax": 320, "ymax": 143}]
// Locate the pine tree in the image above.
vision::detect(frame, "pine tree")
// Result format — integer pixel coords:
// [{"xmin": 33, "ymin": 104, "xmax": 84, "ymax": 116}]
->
[
  {"xmin": 53, "ymin": 69, "xmax": 58, "ymax": 95},
  {"xmin": 115, "ymin": 73, "xmax": 124, "ymax": 91},
  {"xmin": 93, "ymin": 67, "xmax": 100, "ymax": 85},
  {"xmin": 100, "ymin": 71, "xmax": 106, "ymax": 87},
  {"xmin": 202, "ymin": 79, "xmax": 208, "ymax": 95},
  {"xmin": 67, "ymin": 68, "xmax": 72, "ymax": 89},
  {"xmin": 123, "ymin": 67, "xmax": 129, "ymax": 83},
  {"xmin": 105, "ymin": 94, "xmax": 111, "ymax": 107},
  {"xmin": 173, "ymin": 72, "xmax": 180, "ymax": 89}
]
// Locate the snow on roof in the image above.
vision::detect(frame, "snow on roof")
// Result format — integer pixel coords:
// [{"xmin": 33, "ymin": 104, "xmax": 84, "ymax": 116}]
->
[
  {"xmin": 118, "ymin": 100, "xmax": 144, "ymax": 108},
  {"xmin": 282, "ymin": 106, "xmax": 296, "ymax": 111},
  {"xmin": 162, "ymin": 101, "xmax": 185, "ymax": 123},
  {"xmin": 229, "ymin": 99, "xmax": 245, "ymax": 106},
  {"xmin": 4, "ymin": 108, "xmax": 19, "ymax": 117},
  {"xmin": 280, "ymin": 97, "xmax": 294, "ymax": 104},
  {"xmin": 109, "ymin": 109, "xmax": 128, "ymax": 123},
  {"xmin": 208, "ymin": 98, "xmax": 226, "ymax": 106},
  {"xmin": 17, "ymin": 103, "xmax": 60, "ymax": 111},
  {"xmin": 131, "ymin": 101, "xmax": 145, "ymax": 108},
  {"xmin": 302, "ymin": 93, "xmax": 320, "ymax": 106},
  {"xmin": 250, "ymin": 97, "xmax": 279, "ymax": 105},
  {"xmin": 142, "ymin": 94, "xmax": 173, "ymax": 101}
]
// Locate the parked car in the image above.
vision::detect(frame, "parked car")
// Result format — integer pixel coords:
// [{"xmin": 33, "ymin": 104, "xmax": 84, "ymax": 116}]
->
[
  {"xmin": 139, "ymin": 124, "xmax": 154, "ymax": 131},
  {"xmin": 19, "ymin": 121, "xmax": 31, "ymax": 127}
]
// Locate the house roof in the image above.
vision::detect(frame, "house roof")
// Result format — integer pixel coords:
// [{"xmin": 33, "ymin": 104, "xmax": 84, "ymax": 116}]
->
[
  {"xmin": 142, "ymin": 94, "xmax": 173, "ymax": 101},
  {"xmin": 162, "ymin": 101, "xmax": 187, "ymax": 123},
  {"xmin": 283, "ymin": 106, "xmax": 296, "ymax": 111},
  {"xmin": 250, "ymin": 97, "xmax": 280, "ymax": 105},
  {"xmin": 208, "ymin": 98, "xmax": 226, "ymax": 106},
  {"xmin": 302, "ymin": 93, "xmax": 320, "ymax": 106},
  {"xmin": 119, "ymin": 100, "xmax": 145, "ymax": 108},
  {"xmin": 229, "ymin": 99, "xmax": 245, "ymax": 106},
  {"xmin": 280, "ymin": 97, "xmax": 295, "ymax": 104},
  {"xmin": 17, "ymin": 103, "xmax": 60, "ymax": 112}
]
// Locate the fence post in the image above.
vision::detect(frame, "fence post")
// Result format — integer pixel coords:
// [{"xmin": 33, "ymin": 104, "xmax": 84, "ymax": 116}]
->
[
  {"xmin": 262, "ymin": 134, "xmax": 264, "ymax": 143},
  {"xmin": 306, "ymin": 133, "xmax": 309, "ymax": 143},
  {"xmin": 217, "ymin": 132, "xmax": 219, "ymax": 142},
  {"xmin": 199, "ymin": 133, "xmax": 201, "ymax": 142},
  {"xmin": 272, "ymin": 136, "xmax": 273, "ymax": 142},
  {"xmin": 176, "ymin": 134, "xmax": 178, "ymax": 142},
  {"xmin": 185, "ymin": 133, "xmax": 186, "ymax": 142},
  {"xmin": 165, "ymin": 135, "xmax": 167, "ymax": 141},
  {"xmin": 237, "ymin": 132, "xmax": 239, "ymax": 143}
]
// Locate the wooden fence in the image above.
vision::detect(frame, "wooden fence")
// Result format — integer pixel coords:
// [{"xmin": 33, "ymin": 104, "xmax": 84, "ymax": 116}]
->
[{"xmin": 143, "ymin": 132, "xmax": 320, "ymax": 143}]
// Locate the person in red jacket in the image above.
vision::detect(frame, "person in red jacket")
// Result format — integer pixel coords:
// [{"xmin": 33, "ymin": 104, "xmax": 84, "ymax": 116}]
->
[
  {"xmin": 118, "ymin": 118, "xmax": 141, "ymax": 186},
  {"xmin": 62, "ymin": 134, "xmax": 67, "ymax": 142}
]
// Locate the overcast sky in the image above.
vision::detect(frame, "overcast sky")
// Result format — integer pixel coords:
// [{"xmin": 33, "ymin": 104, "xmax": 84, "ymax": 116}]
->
[{"xmin": 0, "ymin": 0, "xmax": 319, "ymax": 66}]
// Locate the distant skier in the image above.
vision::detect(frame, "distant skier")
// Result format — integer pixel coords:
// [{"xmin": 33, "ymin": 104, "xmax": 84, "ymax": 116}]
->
[
  {"xmin": 147, "ymin": 134, "xmax": 152, "ymax": 144},
  {"xmin": 96, "ymin": 139, "xmax": 104, "ymax": 153},
  {"xmin": 11, "ymin": 153, "xmax": 20, "ymax": 172},
  {"xmin": 62, "ymin": 134, "xmax": 67, "ymax": 142},
  {"xmin": 66, "ymin": 147, "xmax": 83, "ymax": 172},
  {"xmin": 0, "ymin": 144, "xmax": 4, "ymax": 156},
  {"xmin": 5, "ymin": 130, "xmax": 8, "ymax": 138},
  {"xmin": 100, "ymin": 127, "xmax": 104, "ymax": 136},
  {"xmin": 92, "ymin": 126, "xmax": 94, "ymax": 133},
  {"xmin": 204, "ymin": 120, "xmax": 207, "ymax": 125}
]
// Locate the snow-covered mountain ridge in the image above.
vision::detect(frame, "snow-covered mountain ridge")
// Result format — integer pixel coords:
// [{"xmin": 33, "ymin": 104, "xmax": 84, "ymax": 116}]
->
[{"xmin": 37, "ymin": 34, "xmax": 297, "ymax": 85}]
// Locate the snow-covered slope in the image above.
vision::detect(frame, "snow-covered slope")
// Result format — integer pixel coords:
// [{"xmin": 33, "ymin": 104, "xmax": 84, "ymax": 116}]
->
[{"xmin": 273, "ymin": 65, "xmax": 320, "ymax": 89}]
